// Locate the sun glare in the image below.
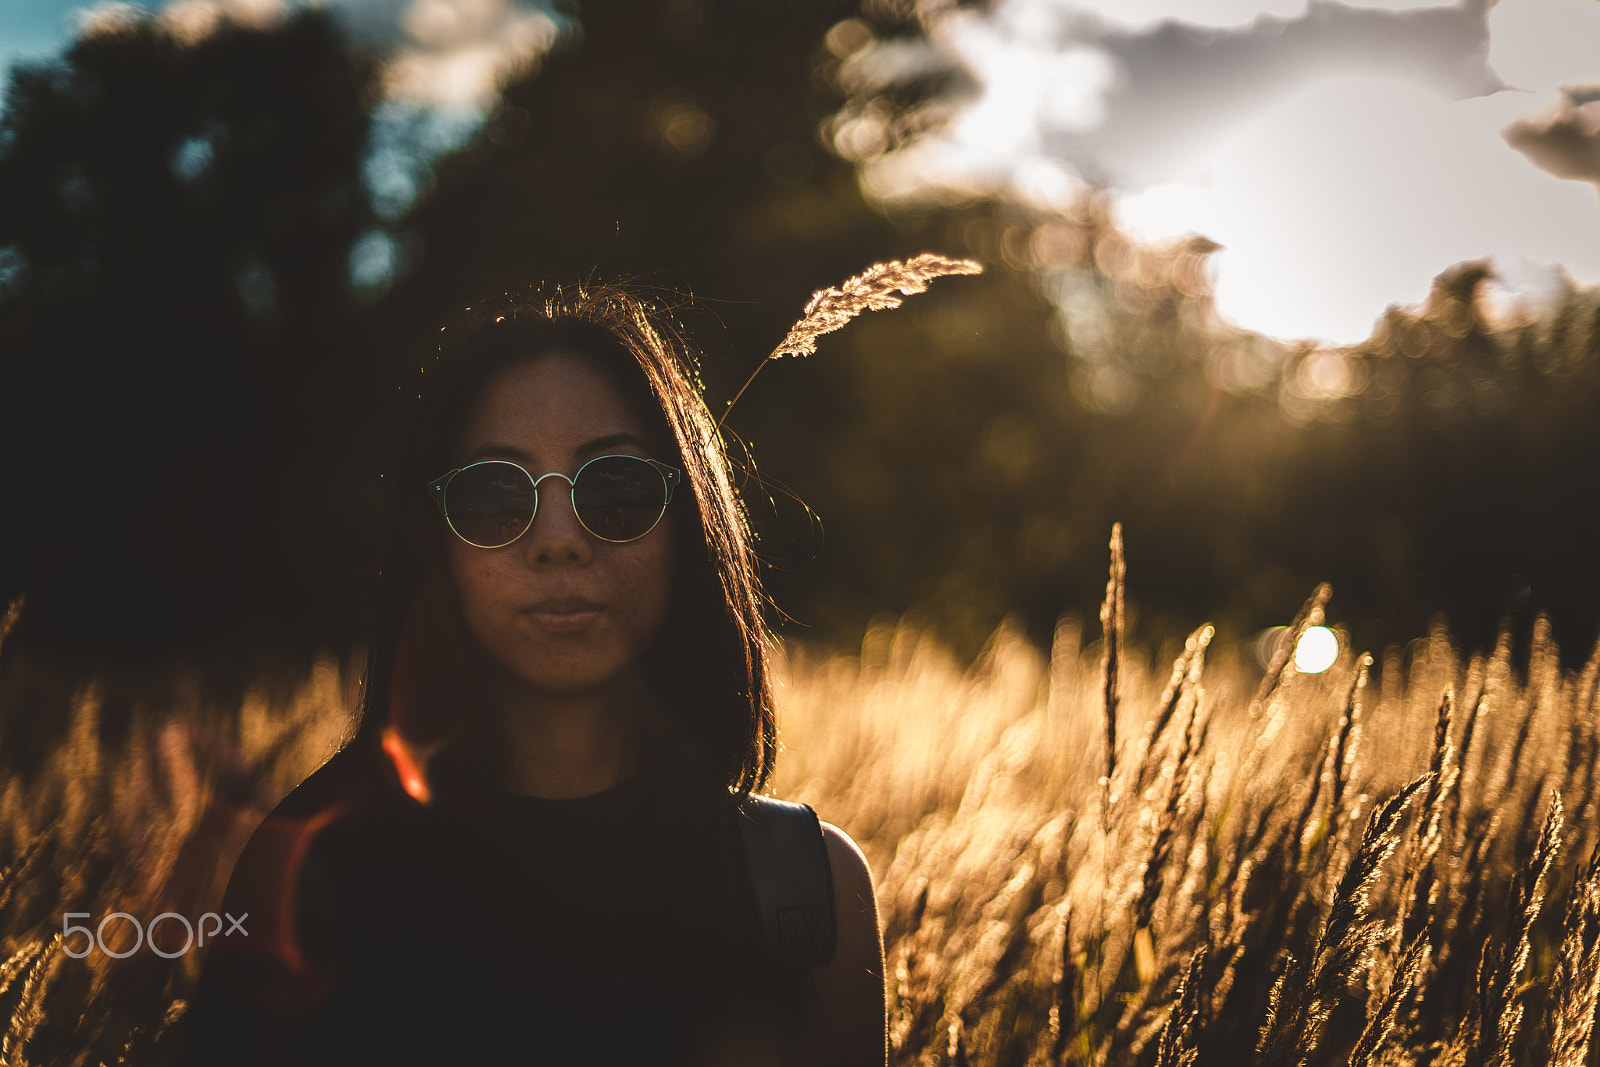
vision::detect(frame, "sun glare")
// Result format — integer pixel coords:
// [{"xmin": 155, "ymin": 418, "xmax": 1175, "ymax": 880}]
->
[
  {"xmin": 1197, "ymin": 75, "xmax": 1600, "ymax": 345},
  {"xmin": 1488, "ymin": 0, "xmax": 1600, "ymax": 92},
  {"xmin": 1068, "ymin": 0, "xmax": 1440, "ymax": 32},
  {"xmin": 1293, "ymin": 626, "xmax": 1339, "ymax": 674},
  {"xmin": 1113, "ymin": 183, "xmax": 1222, "ymax": 245}
]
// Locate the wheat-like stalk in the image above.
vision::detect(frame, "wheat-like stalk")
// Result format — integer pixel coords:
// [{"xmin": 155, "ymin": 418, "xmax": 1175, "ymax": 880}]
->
[
  {"xmin": 1134, "ymin": 690, "xmax": 1200, "ymax": 933},
  {"xmin": 1484, "ymin": 793, "xmax": 1564, "ymax": 1067},
  {"xmin": 2, "ymin": 933, "xmax": 60, "ymax": 1064},
  {"xmin": 1152, "ymin": 944, "xmax": 1206, "ymax": 1067},
  {"xmin": 1548, "ymin": 843, "xmax": 1600, "ymax": 1066},
  {"xmin": 716, "ymin": 253, "xmax": 983, "ymax": 428},
  {"xmin": 1254, "ymin": 582, "xmax": 1332, "ymax": 714},
  {"xmin": 0, "ymin": 594, "xmax": 23, "ymax": 662},
  {"xmin": 11, "ymin": 532, "xmax": 1600, "ymax": 1065},
  {"xmin": 1350, "ymin": 929, "xmax": 1429, "ymax": 1067},
  {"xmin": 1101, "ymin": 522, "xmax": 1126, "ymax": 832},
  {"xmin": 1258, "ymin": 775, "xmax": 1430, "ymax": 1067},
  {"xmin": 1328, "ymin": 654, "xmax": 1372, "ymax": 822},
  {"xmin": 1393, "ymin": 691, "xmax": 1456, "ymax": 956},
  {"xmin": 1048, "ymin": 904, "xmax": 1078, "ymax": 1064},
  {"xmin": 1134, "ymin": 624, "xmax": 1213, "ymax": 796},
  {"xmin": 770, "ymin": 253, "xmax": 983, "ymax": 359}
]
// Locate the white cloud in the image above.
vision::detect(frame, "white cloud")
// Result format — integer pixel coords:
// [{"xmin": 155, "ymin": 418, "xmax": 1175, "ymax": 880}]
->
[
  {"xmin": 77, "ymin": 0, "xmax": 290, "ymax": 45},
  {"xmin": 162, "ymin": 0, "xmax": 287, "ymax": 43},
  {"xmin": 1114, "ymin": 182, "xmax": 1226, "ymax": 244},
  {"xmin": 79, "ymin": 0, "xmax": 562, "ymax": 110},
  {"xmin": 74, "ymin": 2, "xmax": 148, "ymax": 37},
  {"xmin": 858, "ymin": 2, "xmax": 1113, "ymax": 207},
  {"xmin": 863, "ymin": 0, "xmax": 1600, "ymax": 346},
  {"xmin": 382, "ymin": 0, "xmax": 557, "ymax": 108},
  {"xmin": 943, "ymin": 5, "xmax": 1120, "ymax": 152},
  {"xmin": 1487, "ymin": 0, "xmax": 1600, "ymax": 92},
  {"xmin": 1067, "ymin": 0, "xmax": 1443, "ymax": 32},
  {"xmin": 1182, "ymin": 75, "xmax": 1600, "ymax": 343}
]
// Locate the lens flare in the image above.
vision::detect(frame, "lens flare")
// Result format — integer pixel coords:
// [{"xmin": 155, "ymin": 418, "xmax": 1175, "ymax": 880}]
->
[
  {"xmin": 381, "ymin": 724, "xmax": 438, "ymax": 805},
  {"xmin": 1294, "ymin": 626, "xmax": 1339, "ymax": 674}
]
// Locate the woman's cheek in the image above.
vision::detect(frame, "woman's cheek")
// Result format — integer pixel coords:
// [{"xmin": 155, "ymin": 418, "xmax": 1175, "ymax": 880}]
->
[
  {"xmin": 625, "ymin": 525, "xmax": 677, "ymax": 647},
  {"xmin": 446, "ymin": 554, "xmax": 514, "ymax": 651}
]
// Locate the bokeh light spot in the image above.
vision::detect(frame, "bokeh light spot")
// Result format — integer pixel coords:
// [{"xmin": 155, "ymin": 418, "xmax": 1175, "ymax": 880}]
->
[
  {"xmin": 348, "ymin": 229, "xmax": 398, "ymax": 296},
  {"xmin": 170, "ymin": 134, "xmax": 215, "ymax": 182},
  {"xmin": 1294, "ymin": 626, "xmax": 1339, "ymax": 673}
]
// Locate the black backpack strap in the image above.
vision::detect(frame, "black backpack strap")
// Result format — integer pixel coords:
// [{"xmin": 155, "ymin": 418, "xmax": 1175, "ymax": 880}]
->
[{"xmin": 736, "ymin": 794, "xmax": 837, "ymax": 971}]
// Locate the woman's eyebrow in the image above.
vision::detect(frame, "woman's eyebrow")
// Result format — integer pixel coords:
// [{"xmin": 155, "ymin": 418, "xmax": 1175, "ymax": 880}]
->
[
  {"xmin": 464, "ymin": 442, "xmax": 532, "ymax": 463},
  {"xmin": 576, "ymin": 431, "xmax": 654, "ymax": 457},
  {"xmin": 463, "ymin": 432, "xmax": 654, "ymax": 465}
]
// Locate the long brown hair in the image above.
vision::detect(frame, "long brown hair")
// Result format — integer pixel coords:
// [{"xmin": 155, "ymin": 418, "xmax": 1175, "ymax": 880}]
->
[{"xmin": 350, "ymin": 282, "xmax": 777, "ymax": 804}]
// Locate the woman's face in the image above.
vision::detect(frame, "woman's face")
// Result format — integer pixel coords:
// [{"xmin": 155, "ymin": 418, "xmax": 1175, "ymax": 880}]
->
[{"xmin": 443, "ymin": 350, "xmax": 679, "ymax": 700}]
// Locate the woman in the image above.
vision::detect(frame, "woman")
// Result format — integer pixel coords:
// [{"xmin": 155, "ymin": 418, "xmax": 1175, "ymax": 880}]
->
[{"xmin": 174, "ymin": 284, "xmax": 887, "ymax": 1066}]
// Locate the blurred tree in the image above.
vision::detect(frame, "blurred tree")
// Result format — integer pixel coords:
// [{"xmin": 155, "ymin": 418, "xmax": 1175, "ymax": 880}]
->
[
  {"xmin": 368, "ymin": 0, "xmax": 1027, "ymax": 644},
  {"xmin": 370, "ymin": 0, "xmax": 1094, "ymax": 656},
  {"xmin": 0, "ymin": 10, "xmax": 384, "ymax": 679},
  {"xmin": 3, "ymin": 0, "xmax": 1597, "ymax": 696}
]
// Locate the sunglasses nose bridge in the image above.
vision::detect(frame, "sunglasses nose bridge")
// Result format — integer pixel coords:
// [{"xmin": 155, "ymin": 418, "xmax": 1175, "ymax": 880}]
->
[
  {"xmin": 526, "ymin": 470, "xmax": 576, "ymax": 490},
  {"xmin": 520, "ymin": 469, "xmax": 585, "ymax": 539}
]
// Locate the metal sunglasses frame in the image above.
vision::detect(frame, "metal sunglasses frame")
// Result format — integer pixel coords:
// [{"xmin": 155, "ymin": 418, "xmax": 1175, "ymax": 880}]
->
[{"xmin": 428, "ymin": 454, "xmax": 683, "ymax": 548}]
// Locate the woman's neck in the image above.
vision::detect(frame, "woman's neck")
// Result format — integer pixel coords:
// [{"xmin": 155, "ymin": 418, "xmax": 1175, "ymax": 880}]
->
[{"xmin": 484, "ymin": 671, "xmax": 657, "ymax": 799}]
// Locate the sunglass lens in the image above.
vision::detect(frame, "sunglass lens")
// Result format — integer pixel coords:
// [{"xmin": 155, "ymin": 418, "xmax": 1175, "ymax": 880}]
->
[
  {"xmin": 446, "ymin": 462, "xmax": 537, "ymax": 547},
  {"xmin": 573, "ymin": 456, "xmax": 668, "ymax": 541}
]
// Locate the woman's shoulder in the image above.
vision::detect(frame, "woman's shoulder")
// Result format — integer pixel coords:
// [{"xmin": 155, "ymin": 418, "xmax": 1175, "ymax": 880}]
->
[
  {"xmin": 267, "ymin": 732, "xmax": 398, "ymax": 822},
  {"xmin": 722, "ymin": 800, "xmax": 885, "ymax": 1063},
  {"xmin": 816, "ymin": 821, "xmax": 873, "ymax": 906},
  {"xmin": 221, "ymin": 735, "xmax": 389, "ymax": 888},
  {"xmin": 206, "ymin": 738, "xmax": 405, "ymax": 968},
  {"xmin": 800, "ymin": 818, "xmax": 888, "ymax": 1067}
]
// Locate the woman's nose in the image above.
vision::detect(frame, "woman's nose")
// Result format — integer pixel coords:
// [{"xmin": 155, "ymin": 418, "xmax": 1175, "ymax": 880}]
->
[{"xmin": 524, "ymin": 475, "xmax": 593, "ymax": 564}]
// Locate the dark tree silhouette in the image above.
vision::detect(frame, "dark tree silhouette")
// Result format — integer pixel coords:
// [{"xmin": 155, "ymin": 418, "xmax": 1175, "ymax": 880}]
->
[
  {"xmin": 0, "ymin": 11, "xmax": 383, "ymax": 677},
  {"xmin": 3, "ymin": 0, "xmax": 1599, "ymax": 693}
]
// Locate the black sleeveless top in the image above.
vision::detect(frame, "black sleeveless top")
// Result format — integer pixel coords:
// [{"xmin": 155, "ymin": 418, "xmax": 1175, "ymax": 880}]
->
[{"xmin": 174, "ymin": 731, "xmax": 804, "ymax": 1066}]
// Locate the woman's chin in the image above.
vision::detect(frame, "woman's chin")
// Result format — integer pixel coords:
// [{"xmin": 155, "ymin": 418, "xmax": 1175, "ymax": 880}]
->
[{"xmin": 506, "ymin": 661, "xmax": 640, "ymax": 699}]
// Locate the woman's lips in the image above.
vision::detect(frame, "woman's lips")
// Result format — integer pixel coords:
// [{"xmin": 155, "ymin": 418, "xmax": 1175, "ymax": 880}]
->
[{"xmin": 524, "ymin": 600, "xmax": 604, "ymax": 632}]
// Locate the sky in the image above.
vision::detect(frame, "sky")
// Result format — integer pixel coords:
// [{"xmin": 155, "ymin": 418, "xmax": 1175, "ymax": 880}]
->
[
  {"xmin": 3, "ymin": 0, "xmax": 1598, "ymax": 346},
  {"xmin": 0, "ymin": 0, "xmax": 87, "ymax": 78},
  {"xmin": 0, "ymin": 0, "xmax": 559, "ymax": 109},
  {"xmin": 856, "ymin": 0, "xmax": 1600, "ymax": 344},
  {"xmin": 0, "ymin": 0, "xmax": 560, "ymax": 254}
]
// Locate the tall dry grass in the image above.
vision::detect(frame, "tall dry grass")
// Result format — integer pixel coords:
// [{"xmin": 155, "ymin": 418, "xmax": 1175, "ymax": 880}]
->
[
  {"xmin": 0, "ymin": 602, "xmax": 355, "ymax": 1065},
  {"xmin": 2, "ymin": 529, "xmax": 1600, "ymax": 1065},
  {"xmin": 718, "ymin": 252, "xmax": 983, "ymax": 427},
  {"xmin": 769, "ymin": 536, "xmax": 1600, "ymax": 1067}
]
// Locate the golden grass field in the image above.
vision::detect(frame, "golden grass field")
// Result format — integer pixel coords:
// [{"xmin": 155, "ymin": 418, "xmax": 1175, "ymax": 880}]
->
[{"xmin": 2, "ymin": 534, "xmax": 1600, "ymax": 1066}]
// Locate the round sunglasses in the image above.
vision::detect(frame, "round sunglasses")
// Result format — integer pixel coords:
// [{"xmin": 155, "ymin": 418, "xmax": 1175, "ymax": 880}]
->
[{"xmin": 429, "ymin": 454, "xmax": 682, "ymax": 548}]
